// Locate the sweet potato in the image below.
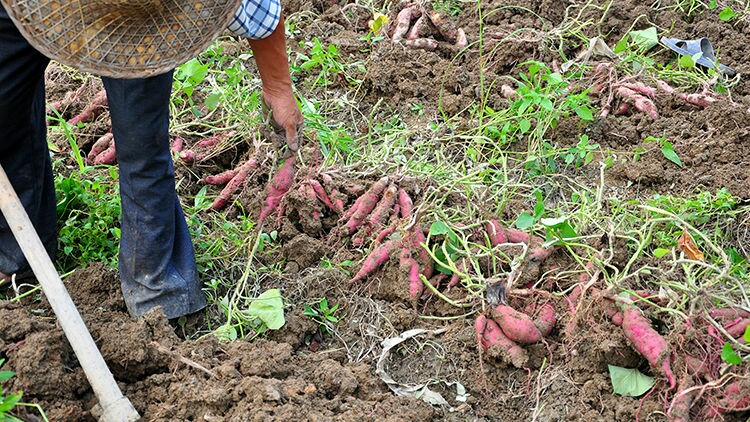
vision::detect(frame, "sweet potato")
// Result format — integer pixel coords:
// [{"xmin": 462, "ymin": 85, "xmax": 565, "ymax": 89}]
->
[
  {"xmin": 504, "ymin": 227, "xmax": 531, "ymax": 244},
  {"xmin": 619, "ymin": 82, "xmax": 657, "ymax": 99},
  {"xmin": 486, "ymin": 219, "xmax": 508, "ymax": 246},
  {"xmin": 406, "ymin": 15, "xmax": 428, "ymax": 40},
  {"xmin": 87, "ymin": 133, "xmax": 114, "ymax": 164},
  {"xmin": 617, "ymin": 86, "xmax": 658, "ymax": 119},
  {"xmin": 679, "ymin": 93, "xmax": 717, "ymax": 108},
  {"xmin": 447, "ymin": 257, "xmax": 466, "ymax": 289},
  {"xmin": 668, "ymin": 376, "xmax": 696, "ymax": 422},
  {"xmin": 491, "ymin": 304, "xmax": 543, "ymax": 345},
  {"xmin": 93, "ymin": 141, "xmax": 116, "ymax": 165},
  {"xmin": 400, "ymin": 249, "xmax": 422, "ymax": 300},
  {"xmin": 709, "ymin": 308, "xmax": 750, "ymax": 320},
  {"xmin": 69, "ymin": 89, "xmax": 108, "ymax": 125},
  {"xmin": 620, "ymin": 305, "xmax": 676, "ymax": 388},
  {"xmin": 205, "ymin": 168, "xmax": 239, "ymax": 186},
  {"xmin": 309, "ymin": 179, "xmax": 336, "ymax": 212},
  {"xmin": 342, "ymin": 176, "xmax": 389, "ymax": 235},
  {"xmin": 398, "ymin": 188, "xmax": 413, "ymax": 218},
  {"xmin": 533, "ymin": 303, "xmax": 556, "ymax": 336},
  {"xmin": 411, "ymin": 226, "xmax": 434, "ymax": 279},
  {"xmin": 366, "ymin": 184, "xmax": 398, "ymax": 231},
  {"xmin": 258, "ymin": 156, "xmax": 297, "ymax": 221},
  {"xmin": 724, "ymin": 317, "xmax": 750, "ymax": 339},
  {"xmin": 391, "ymin": 7, "xmax": 415, "ymax": 42},
  {"xmin": 211, "ymin": 158, "xmax": 259, "ymax": 211},
  {"xmin": 404, "ymin": 38, "xmax": 438, "ymax": 50},
  {"xmin": 476, "ymin": 315, "xmax": 528, "ymax": 368},
  {"xmin": 426, "ymin": 9, "xmax": 457, "ymax": 42},
  {"xmin": 715, "ymin": 381, "xmax": 750, "ymax": 413},
  {"xmin": 374, "ymin": 226, "xmax": 396, "ymax": 245},
  {"xmin": 170, "ymin": 136, "xmax": 184, "ymax": 153},
  {"xmin": 350, "ymin": 239, "xmax": 399, "ymax": 283},
  {"xmin": 198, "ymin": 130, "xmax": 236, "ymax": 148}
]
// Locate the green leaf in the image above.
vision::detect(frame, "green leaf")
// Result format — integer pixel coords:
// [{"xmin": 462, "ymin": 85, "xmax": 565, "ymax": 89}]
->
[
  {"xmin": 721, "ymin": 342, "xmax": 742, "ymax": 365},
  {"xmin": 515, "ymin": 212, "xmax": 536, "ymax": 229},
  {"xmin": 575, "ymin": 105, "xmax": 594, "ymax": 121},
  {"xmin": 541, "ymin": 216, "xmax": 578, "ymax": 239},
  {"xmin": 0, "ymin": 392, "xmax": 22, "ymax": 413},
  {"xmin": 660, "ymin": 141, "xmax": 683, "ymax": 167},
  {"xmin": 629, "ymin": 27, "xmax": 658, "ymax": 50},
  {"xmin": 518, "ymin": 119, "xmax": 532, "ymax": 133},
  {"xmin": 247, "ymin": 289, "xmax": 285, "ymax": 330},
  {"xmin": 744, "ymin": 325, "xmax": 750, "ymax": 343},
  {"xmin": 653, "ymin": 248, "xmax": 670, "ymax": 258},
  {"xmin": 719, "ymin": 7, "xmax": 736, "ymax": 22},
  {"xmin": 678, "ymin": 54, "xmax": 695, "ymax": 68},
  {"xmin": 608, "ymin": 365, "xmax": 655, "ymax": 397},
  {"xmin": 429, "ymin": 221, "xmax": 450, "ymax": 236},
  {"xmin": 0, "ymin": 370, "xmax": 14, "ymax": 382},
  {"xmin": 614, "ymin": 37, "xmax": 628, "ymax": 53},
  {"xmin": 204, "ymin": 92, "xmax": 222, "ymax": 110}
]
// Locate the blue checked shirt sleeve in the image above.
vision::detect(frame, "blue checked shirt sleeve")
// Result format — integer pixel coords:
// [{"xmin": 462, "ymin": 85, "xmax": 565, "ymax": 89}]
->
[{"xmin": 227, "ymin": 0, "xmax": 282, "ymax": 40}]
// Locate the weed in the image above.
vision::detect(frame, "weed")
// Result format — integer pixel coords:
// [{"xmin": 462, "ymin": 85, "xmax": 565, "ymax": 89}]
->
[
  {"xmin": 304, "ymin": 297, "xmax": 342, "ymax": 334},
  {"xmin": 0, "ymin": 359, "xmax": 47, "ymax": 422},
  {"xmin": 55, "ymin": 166, "xmax": 121, "ymax": 272},
  {"xmin": 478, "ymin": 61, "xmax": 594, "ymax": 175},
  {"xmin": 293, "ymin": 38, "xmax": 364, "ymax": 88}
]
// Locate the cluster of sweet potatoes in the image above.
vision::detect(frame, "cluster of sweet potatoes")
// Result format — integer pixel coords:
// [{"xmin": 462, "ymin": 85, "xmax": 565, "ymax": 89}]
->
[
  {"xmin": 564, "ymin": 274, "xmax": 750, "ymax": 421},
  {"xmin": 389, "ymin": 2, "xmax": 467, "ymax": 50}
]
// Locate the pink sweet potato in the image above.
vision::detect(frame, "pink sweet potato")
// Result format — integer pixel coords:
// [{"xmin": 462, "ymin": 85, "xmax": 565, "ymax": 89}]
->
[
  {"xmin": 198, "ymin": 130, "xmax": 236, "ymax": 148},
  {"xmin": 503, "ymin": 227, "xmax": 531, "ymax": 244},
  {"xmin": 398, "ymin": 188, "xmax": 413, "ymax": 218},
  {"xmin": 366, "ymin": 184, "xmax": 398, "ymax": 231},
  {"xmin": 391, "ymin": 7, "xmax": 415, "ymax": 42},
  {"xmin": 485, "ymin": 219, "xmax": 508, "ymax": 246},
  {"xmin": 257, "ymin": 156, "xmax": 297, "ymax": 221},
  {"xmin": 342, "ymin": 176, "xmax": 389, "ymax": 235},
  {"xmin": 400, "ymin": 249, "xmax": 423, "ymax": 300},
  {"xmin": 724, "ymin": 317, "xmax": 750, "ymax": 339},
  {"xmin": 93, "ymin": 141, "xmax": 116, "ymax": 165},
  {"xmin": 404, "ymin": 38, "xmax": 438, "ymax": 50},
  {"xmin": 710, "ymin": 308, "xmax": 750, "ymax": 320},
  {"xmin": 69, "ymin": 89, "xmax": 108, "ymax": 125},
  {"xmin": 211, "ymin": 159, "xmax": 258, "ymax": 211},
  {"xmin": 205, "ymin": 168, "xmax": 239, "ymax": 186},
  {"xmin": 170, "ymin": 136, "xmax": 184, "ymax": 153},
  {"xmin": 491, "ymin": 304, "xmax": 543, "ymax": 345},
  {"xmin": 476, "ymin": 315, "xmax": 528, "ymax": 368},
  {"xmin": 621, "ymin": 305, "xmax": 676, "ymax": 388},
  {"xmin": 426, "ymin": 9, "xmax": 458, "ymax": 42},
  {"xmin": 411, "ymin": 226, "xmax": 434, "ymax": 279},
  {"xmin": 715, "ymin": 381, "xmax": 750, "ymax": 413},
  {"xmin": 406, "ymin": 15, "xmax": 427, "ymax": 40},
  {"xmin": 87, "ymin": 133, "xmax": 114, "ymax": 164},
  {"xmin": 533, "ymin": 303, "xmax": 556, "ymax": 337},
  {"xmin": 617, "ymin": 87, "xmax": 658, "ymax": 119},
  {"xmin": 309, "ymin": 179, "xmax": 336, "ymax": 212},
  {"xmin": 374, "ymin": 226, "xmax": 396, "ymax": 245},
  {"xmin": 350, "ymin": 239, "xmax": 399, "ymax": 283}
]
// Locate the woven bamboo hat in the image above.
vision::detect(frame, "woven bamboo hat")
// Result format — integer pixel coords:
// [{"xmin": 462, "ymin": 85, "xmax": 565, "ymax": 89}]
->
[{"xmin": 1, "ymin": 0, "xmax": 242, "ymax": 78}]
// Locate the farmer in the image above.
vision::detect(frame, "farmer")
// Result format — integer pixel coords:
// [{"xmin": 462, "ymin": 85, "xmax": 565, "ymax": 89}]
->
[{"xmin": 0, "ymin": 0, "xmax": 303, "ymax": 319}]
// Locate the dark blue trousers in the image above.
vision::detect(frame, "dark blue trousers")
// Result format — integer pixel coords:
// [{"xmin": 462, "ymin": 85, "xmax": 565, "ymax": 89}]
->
[{"xmin": 0, "ymin": 6, "xmax": 205, "ymax": 319}]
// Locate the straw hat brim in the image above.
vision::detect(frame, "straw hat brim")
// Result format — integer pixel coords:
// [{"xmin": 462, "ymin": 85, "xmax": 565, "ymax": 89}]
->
[{"xmin": 1, "ymin": 0, "xmax": 243, "ymax": 78}]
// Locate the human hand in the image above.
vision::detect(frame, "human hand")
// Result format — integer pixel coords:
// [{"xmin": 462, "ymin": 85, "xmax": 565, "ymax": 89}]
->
[{"xmin": 261, "ymin": 87, "xmax": 303, "ymax": 154}]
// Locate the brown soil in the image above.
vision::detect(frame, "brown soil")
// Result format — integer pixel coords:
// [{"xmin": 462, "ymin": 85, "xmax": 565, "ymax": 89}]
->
[{"xmin": 3, "ymin": 0, "xmax": 750, "ymax": 421}]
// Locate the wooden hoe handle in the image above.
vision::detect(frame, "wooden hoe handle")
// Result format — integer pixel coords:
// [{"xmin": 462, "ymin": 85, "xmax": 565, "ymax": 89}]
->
[{"xmin": 0, "ymin": 164, "xmax": 140, "ymax": 422}]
